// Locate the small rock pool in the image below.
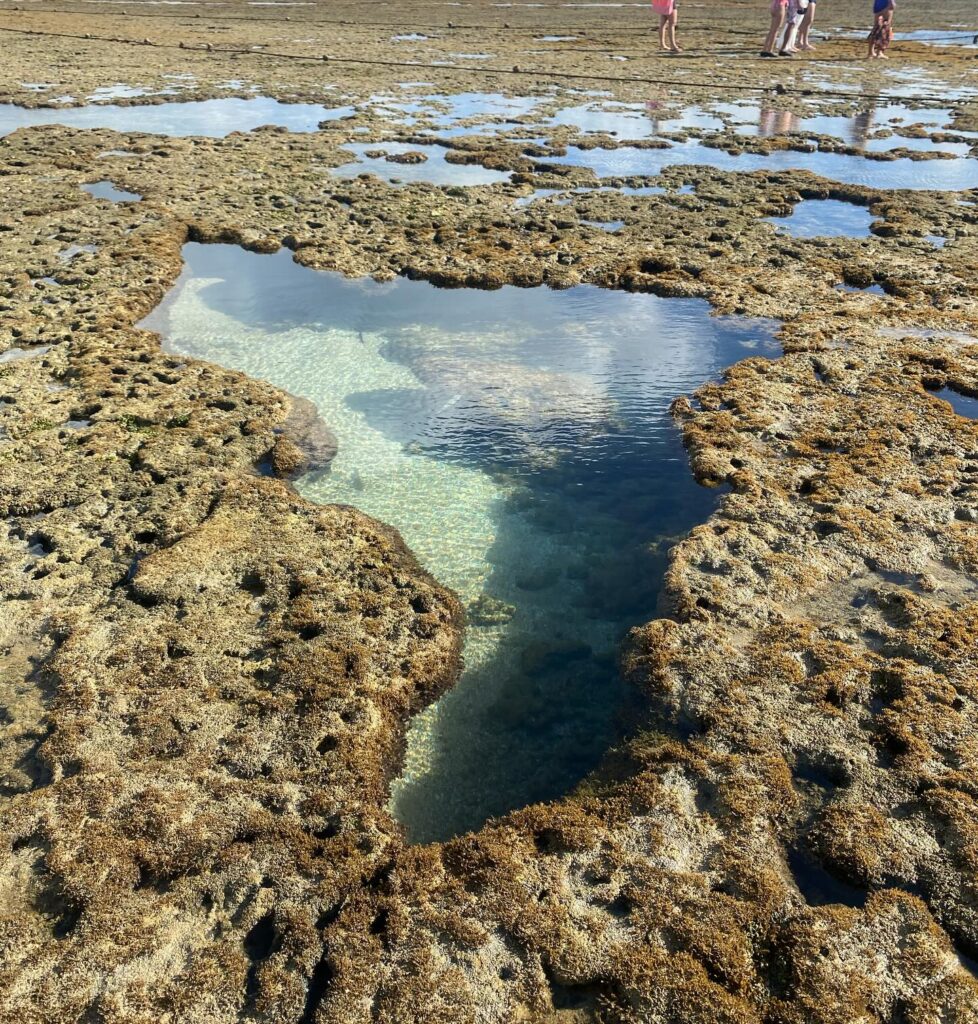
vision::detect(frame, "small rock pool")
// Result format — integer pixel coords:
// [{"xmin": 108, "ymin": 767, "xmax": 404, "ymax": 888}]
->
[
  {"xmin": 0, "ymin": 96, "xmax": 353, "ymax": 137},
  {"xmin": 142, "ymin": 244, "xmax": 779, "ymax": 843}
]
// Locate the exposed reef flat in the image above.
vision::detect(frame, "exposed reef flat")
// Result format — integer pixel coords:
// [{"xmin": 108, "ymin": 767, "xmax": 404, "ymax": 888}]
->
[{"xmin": 2, "ymin": 0, "xmax": 978, "ymax": 1020}]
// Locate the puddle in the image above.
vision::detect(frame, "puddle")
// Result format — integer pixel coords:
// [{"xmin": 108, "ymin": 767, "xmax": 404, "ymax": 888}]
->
[
  {"xmin": 738, "ymin": 102, "xmax": 969, "ymax": 152},
  {"xmin": 0, "ymin": 345, "xmax": 50, "ymax": 364},
  {"xmin": 836, "ymin": 282, "xmax": 885, "ymax": 295},
  {"xmin": 541, "ymin": 141, "xmax": 978, "ymax": 190},
  {"xmin": 538, "ymin": 35, "xmax": 579, "ymax": 41},
  {"xmin": 930, "ymin": 387, "xmax": 978, "ymax": 419},
  {"xmin": 926, "ymin": 234, "xmax": 947, "ymax": 249},
  {"xmin": 332, "ymin": 142, "xmax": 512, "ymax": 186},
  {"xmin": 582, "ymin": 219, "xmax": 624, "ymax": 231},
  {"xmin": 140, "ymin": 241, "xmax": 779, "ymax": 843},
  {"xmin": 515, "ymin": 188, "xmax": 567, "ymax": 207},
  {"xmin": 0, "ymin": 97, "xmax": 355, "ymax": 138},
  {"xmin": 58, "ymin": 244, "xmax": 98, "ymax": 261},
  {"xmin": 392, "ymin": 33, "xmax": 430, "ymax": 42},
  {"xmin": 767, "ymin": 199, "xmax": 874, "ymax": 239},
  {"xmin": 88, "ymin": 84, "xmax": 156, "ymax": 101},
  {"xmin": 879, "ymin": 326, "xmax": 978, "ymax": 346},
  {"xmin": 549, "ymin": 103, "xmax": 655, "ymax": 139},
  {"xmin": 82, "ymin": 180, "xmax": 142, "ymax": 203},
  {"xmin": 894, "ymin": 29, "xmax": 978, "ymax": 47}
]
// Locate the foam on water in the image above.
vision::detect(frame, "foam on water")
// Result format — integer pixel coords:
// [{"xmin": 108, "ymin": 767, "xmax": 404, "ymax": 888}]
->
[{"xmin": 141, "ymin": 243, "xmax": 779, "ymax": 842}]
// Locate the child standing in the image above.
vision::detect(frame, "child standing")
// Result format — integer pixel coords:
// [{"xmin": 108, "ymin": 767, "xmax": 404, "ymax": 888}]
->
[
  {"xmin": 868, "ymin": 0, "xmax": 894, "ymax": 58},
  {"xmin": 652, "ymin": 0, "xmax": 682, "ymax": 53}
]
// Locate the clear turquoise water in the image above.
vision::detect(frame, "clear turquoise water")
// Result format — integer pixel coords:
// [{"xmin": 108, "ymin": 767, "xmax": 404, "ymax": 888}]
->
[{"xmin": 141, "ymin": 243, "xmax": 779, "ymax": 842}]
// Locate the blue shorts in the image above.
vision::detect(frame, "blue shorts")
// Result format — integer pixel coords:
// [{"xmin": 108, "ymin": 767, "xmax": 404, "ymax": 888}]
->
[{"xmin": 873, "ymin": 0, "xmax": 891, "ymax": 13}]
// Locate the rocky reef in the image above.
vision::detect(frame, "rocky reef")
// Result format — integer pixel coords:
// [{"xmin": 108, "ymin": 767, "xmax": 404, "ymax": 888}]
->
[{"xmin": 2, "ymin": 0, "xmax": 978, "ymax": 1020}]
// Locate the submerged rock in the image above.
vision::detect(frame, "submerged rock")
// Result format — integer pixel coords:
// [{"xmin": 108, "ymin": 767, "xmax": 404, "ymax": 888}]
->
[{"xmin": 466, "ymin": 593, "xmax": 516, "ymax": 626}]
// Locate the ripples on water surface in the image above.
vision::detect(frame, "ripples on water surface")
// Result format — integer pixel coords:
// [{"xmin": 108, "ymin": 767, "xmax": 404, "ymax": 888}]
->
[{"xmin": 141, "ymin": 243, "xmax": 779, "ymax": 841}]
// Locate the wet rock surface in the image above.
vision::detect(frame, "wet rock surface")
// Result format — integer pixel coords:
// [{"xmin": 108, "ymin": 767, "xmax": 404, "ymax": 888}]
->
[{"xmin": 1, "ymin": 0, "xmax": 978, "ymax": 1020}]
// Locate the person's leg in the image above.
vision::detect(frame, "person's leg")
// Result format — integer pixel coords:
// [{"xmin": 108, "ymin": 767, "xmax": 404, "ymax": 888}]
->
[
  {"xmin": 879, "ymin": 10, "xmax": 893, "ymax": 55},
  {"xmin": 659, "ymin": 13, "xmax": 668, "ymax": 49},
  {"xmin": 798, "ymin": 1, "xmax": 815, "ymax": 48},
  {"xmin": 780, "ymin": 12, "xmax": 799, "ymax": 53},
  {"xmin": 668, "ymin": 8, "xmax": 681, "ymax": 50},
  {"xmin": 763, "ymin": 4, "xmax": 784, "ymax": 54},
  {"xmin": 780, "ymin": 0, "xmax": 801, "ymax": 53}
]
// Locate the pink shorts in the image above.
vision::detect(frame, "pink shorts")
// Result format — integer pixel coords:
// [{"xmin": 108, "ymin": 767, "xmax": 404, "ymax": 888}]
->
[
  {"xmin": 771, "ymin": 0, "xmax": 788, "ymax": 10},
  {"xmin": 652, "ymin": 0, "xmax": 675, "ymax": 14}
]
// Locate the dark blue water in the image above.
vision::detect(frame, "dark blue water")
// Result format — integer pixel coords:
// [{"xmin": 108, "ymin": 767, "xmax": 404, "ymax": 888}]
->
[
  {"xmin": 141, "ymin": 243, "xmax": 780, "ymax": 842},
  {"xmin": 932, "ymin": 387, "xmax": 978, "ymax": 419}
]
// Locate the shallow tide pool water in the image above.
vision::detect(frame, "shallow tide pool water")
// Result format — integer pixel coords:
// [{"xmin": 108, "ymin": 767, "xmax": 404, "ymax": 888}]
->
[
  {"xmin": 767, "ymin": 199, "xmax": 874, "ymax": 239},
  {"xmin": 0, "ymin": 97, "xmax": 353, "ymax": 137},
  {"xmin": 541, "ymin": 141, "xmax": 978, "ymax": 191},
  {"xmin": 141, "ymin": 242, "xmax": 779, "ymax": 842}
]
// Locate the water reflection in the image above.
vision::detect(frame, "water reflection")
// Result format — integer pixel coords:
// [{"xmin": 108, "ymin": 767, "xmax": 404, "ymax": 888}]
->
[
  {"xmin": 767, "ymin": 199, "xmax": 874, "ymax": 239},
  {"xmin": 544, "ymin": 141, "xmax": 978, "ymax": 190},
  {"xmin": 82, "ymin": 180, "xmax": 142, "ymax": 202},
  {"xmin": 930, "ymin": 387, "xmax": 978, "ymax": 419},
  {"xmin": 332, "ymin": 141, "xmax": 512, "ymax": 186},
  {"xmin": 141, "ymin": 243, "xmax": 779, "ymax": 842},
  {"xmin": 0, "ymin": 97, "xmax": 353, "ymax": 138}
]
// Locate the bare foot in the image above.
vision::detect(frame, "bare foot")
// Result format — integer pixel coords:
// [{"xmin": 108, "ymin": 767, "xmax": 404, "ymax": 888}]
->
[
  {"xmin": 878, "ymin": 51, "xmax": 888, "ymax": 57},
  {"xmin": 670, "ymin": 44, "xmax": 684, "ymax": 52}
]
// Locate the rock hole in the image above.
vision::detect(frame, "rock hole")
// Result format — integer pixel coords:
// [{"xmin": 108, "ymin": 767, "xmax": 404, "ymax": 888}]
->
[
  {"xmin": 243, "ymin": 911, "xmax": 281, "ymax": 1003},
  {"xmin": 298, "ymin": 955, "xmax": 335, "ymax": 1024},
  {"xmin": 606, "ymin": 894, "xmax": 633, "ymax": 918},
  {"xmin": 787, "ymin": 846, "xmax": 866, "ymax": 908},
  {"xmin": 240, "ymin": 572, "xmax": 266, "ymax": 598}
]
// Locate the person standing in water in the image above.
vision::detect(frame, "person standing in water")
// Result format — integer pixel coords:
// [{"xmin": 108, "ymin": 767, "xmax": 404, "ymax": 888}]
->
[
  {"xmin": 652, "ymin": 0, "xmax": 682, "ymax": 52},
  {"xmin": 762, "ymin": 0, "xmax": 788, "ymax": 57},
  {"xmin": 868, "ymin": 0, "xmax": 895, "ymax": 57}
]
